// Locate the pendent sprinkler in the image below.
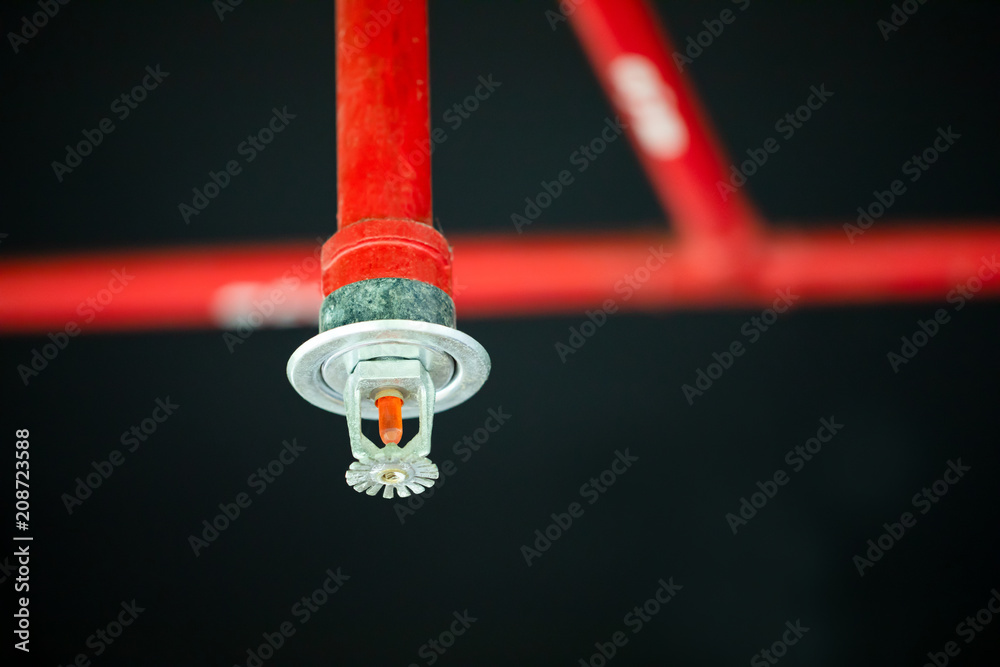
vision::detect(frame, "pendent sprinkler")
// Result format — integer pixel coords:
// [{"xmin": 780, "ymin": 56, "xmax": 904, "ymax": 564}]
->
[{"xmin": 286, "ymin": 0, "xmax": 490, "ymax": 499}]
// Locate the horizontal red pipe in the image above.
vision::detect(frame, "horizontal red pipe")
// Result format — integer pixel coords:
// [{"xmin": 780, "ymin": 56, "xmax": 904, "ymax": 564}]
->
[
  {"xmin": 0, "ymin": 241, "xmax": 327, "ymax": 334},
  {"xmin": 1, "ymin": 225, "xmax": 998, "ymax": 334},
  {"xmin": 568, "ymin": 0, "xmax": 760, "ymax": 247},
  {"xmin": 455, "ymin": 224, "xmax": 1000, "ymax": 316}
]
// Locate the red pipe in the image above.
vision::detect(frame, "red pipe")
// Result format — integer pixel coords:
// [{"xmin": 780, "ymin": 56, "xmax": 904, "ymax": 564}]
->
[
  {"xmin": 453, "ymin": 225, "xmax": 1000, "ymax": 316},
  {"xmin": 325, "ymin": 0, "xmax": 452, "ymax": 297},
  {"xmin": 1, "ymin": 224, "xmax": 997, "ymax": 333},
  {"xmin": 336, "ymin": 0, "xmax": 431, "ymax": 227},
  {"xmin": 567, "ymin": 0, "xmax": 760, "ymax": 249}
]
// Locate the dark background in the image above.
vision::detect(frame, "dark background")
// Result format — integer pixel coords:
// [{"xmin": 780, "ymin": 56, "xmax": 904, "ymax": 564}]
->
[{"xmin": 2, "ymin": 1, "xmax": 999, "ymax": 665}]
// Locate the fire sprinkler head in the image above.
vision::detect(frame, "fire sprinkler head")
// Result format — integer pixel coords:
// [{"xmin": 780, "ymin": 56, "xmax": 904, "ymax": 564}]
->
[{"xmin": 286, "ymin": 319, "xmax": 490, "ymax": 498}]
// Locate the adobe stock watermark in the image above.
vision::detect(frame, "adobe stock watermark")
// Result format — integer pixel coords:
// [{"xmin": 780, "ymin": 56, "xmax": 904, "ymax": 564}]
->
[
  {"xmin": 394, "ymin": 407, "xmax": 512, "ymax": 524},
  {"xmin": 520, "ymin": 449, "xmax": 638, "ymax": 567},
  {"xmin": 390, "ymin": 74, "xmax": 502, "ymax": 189},
  {"xmin": 61, "ymin": 397, "xmax": 180, "ymax": 514},
  {"xmin": 17, "ymin": 268, "xmax": 135, "ymax": 386},
  {"xmin": 7, "ymin": 0, "xmax": 71, "ymax": 54},
  {"xmin": 233, "ymin": 567, "xmax": 349, "ymax": 667},
  {"xmin": 187, "ymin": 438, "xmax": 306, "ymax": 556},
  {"xmin": 555, "ymin": 245, "xmax": 672, "ymax": 362},
  {"xmin": 1, "ymin": 553, "xmax": 21, "ymax": 585},
  {"xmin": 716, "ymin": 84, "xmax": 833, "ymax": 201},
  {"xmin": 577, "ymin": 578, "xmax": 683, "ymax": 667},
  {"xmin": 920, "ymin": 587, "xmax": 1000, "ymax": 667},
  {"xmin": 672, "ymin": 0, "xmax": 751, "ymax": 72},
  {"xmin": 545, "ymin": 0, "xmax": 587, "ymax": 30},
  {"xmin": 12, "ymin": 544, "xmax": 29, "ymax": 652},
  {"xmin": 52, "ymin": 65, "xmax": 170, "ymax": 182},
  {"xmin": 750, "ymin": 620, "xmax": 810, "ymax": 667},
  {"xmin": 887, "ymin": 254, "xmax": 997, "ymax": 373},
  {"xmin": 852, "ymin": 458, "xmax": 970, "ymax": 577},
  {"xmin": 407, "ymin": 610, "xmax": 477, "ymax": 667},
  {"xmin": 178, "ymin": 106, "xmax": 296, "ymax": 224},
  {"xmin": 213, "ymin": 0, "xmax": 242, "ymax": 21},
  {"xmin": 725, "ymin": 417, "xmax": 844, "ymax": 535},
  {"xmin": 442, "ymin": 75, "xmax": 502, "ymax": 132},
  {"xmin": 338, "ymin": 0, "xmax": 417, "ymax": 59},
  {"xmin": 511, "ymin": 116, "xmax": 627, "ymax": 233},
  {"xmin": 844, "ymin": 126, "xmax": 960, "ymax": 243},
  {"xmin": 681, "ymin": 288, "xmax": 799, "ymax": 405},
  {"xmin": 57, "ymin": 600, "xmax": 145, "ymax": 666},
  {"xmin": 878, "ymin": 0, "xmax": 931, "ymax": 41}
]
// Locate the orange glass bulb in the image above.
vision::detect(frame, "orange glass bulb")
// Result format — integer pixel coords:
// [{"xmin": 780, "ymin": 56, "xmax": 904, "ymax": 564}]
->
[{"xmin": 375, "ymin": 395, "xmax": 404, "ymax": 445}]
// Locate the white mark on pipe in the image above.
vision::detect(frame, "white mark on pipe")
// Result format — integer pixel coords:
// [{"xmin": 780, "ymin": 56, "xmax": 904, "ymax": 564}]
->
[{"xmin": 607, "ymin": 54, "xmax": 689, "ymax": 160}]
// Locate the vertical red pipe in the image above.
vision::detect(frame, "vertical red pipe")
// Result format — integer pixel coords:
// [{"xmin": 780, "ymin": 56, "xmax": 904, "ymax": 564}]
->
[
  {"xmin": 324, "ymin": 0, "xmax": 452, "ymax": 297},
  {"xmin": 336, "ymin": 0, "xmax": 432, "ymax": 227},
  {"xmin": 568, "ymin": 0, "xmax": 760, "ymax": 249}
]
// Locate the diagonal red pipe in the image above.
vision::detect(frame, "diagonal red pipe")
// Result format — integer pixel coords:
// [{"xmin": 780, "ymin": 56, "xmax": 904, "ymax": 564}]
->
[{"xmin": 567, "ymin": 0, "xmax": 761, "ymax": 250}]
